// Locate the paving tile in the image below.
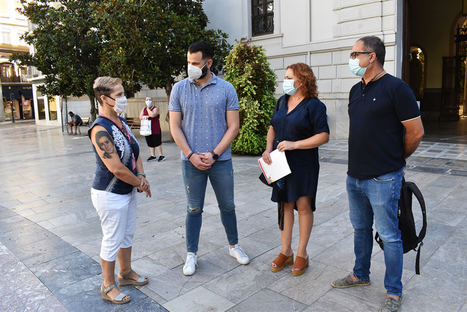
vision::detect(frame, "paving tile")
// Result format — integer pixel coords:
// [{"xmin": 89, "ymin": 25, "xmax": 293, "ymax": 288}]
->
[
  {"xmin": 146, "ymin": 241, "xmax": 188, "ymax": 269},
  {"xmin": 163, "ymin": 286, "xmax": 234, "ymax": 312},
  {"xmin": 146, "ymin": 259, "xmax": 225, "ymax": 301},
  {"xmin": 131, "ymin": 256, "xmax": 171, "ymax": 279},
  {"xmin": 56, "ymin": 274, "xmax": 167, "ymax": 312},
  {"xmin": 10, "ymin": 235, "xmax": 79, "ymax": 266},
  {"xmin": 227, "ymin": 288, "xmax": 307, "ymax": 312},
  {"xmin": 204, "ymin": 261, "xmax": 279, "ymax": 304},
  {"xmin": 268, "ymin": 261, "xmax": 349, "ymax": 305},
  {"xmin": 29, "ymin": 251, "xmax": 101, "ymax": 292},
  {"xmin": 0, "ymin": 243, "xmax": 67, "ymax": 312},
  {"xmin": 303, "ymin": 290, "xmax": 380, "ymax": 312},
  {"xmin": 402, "ymin": 271, "xmax": 466, "ymax": 312}
]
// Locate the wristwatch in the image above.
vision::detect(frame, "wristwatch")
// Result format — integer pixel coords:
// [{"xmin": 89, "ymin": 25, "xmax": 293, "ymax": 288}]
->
[{"xmin": 211, "ymin": 151, "xmax": 219, "ymax": 161}]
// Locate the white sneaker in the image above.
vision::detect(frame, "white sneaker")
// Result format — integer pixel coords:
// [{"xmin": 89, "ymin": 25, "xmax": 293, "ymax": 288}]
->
[
  {"xmin": 229, "ymin": 245, "xmax": 250, "ymax": 265},
  {"xmin": 183, "ymin": 252, "xmax": 197, "ymax": 276}
]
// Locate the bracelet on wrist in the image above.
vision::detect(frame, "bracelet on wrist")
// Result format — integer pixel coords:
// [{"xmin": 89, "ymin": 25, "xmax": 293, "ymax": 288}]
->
[
  {"xmin": 137, "ymin": 173, "xmax": 146, "ymax": 178},
  {"xmin": 187, "ymin": 152, "xmax": 194, "ymax": 160}
]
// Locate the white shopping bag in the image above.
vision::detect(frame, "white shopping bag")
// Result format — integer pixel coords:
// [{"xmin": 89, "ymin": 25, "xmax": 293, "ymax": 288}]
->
[{"xmin": 140, "ymin": 119, "xmax": 152, "ymax": 136}]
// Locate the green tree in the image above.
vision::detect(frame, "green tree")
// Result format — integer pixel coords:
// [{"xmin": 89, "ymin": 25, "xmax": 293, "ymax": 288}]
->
[
  {"xmin": 13, "ymin": 0, "xmax": 102, "ymax": 120},
  {"xmin": 13, "ymin": 0, "xmax": 231, "ymax": 121},
  {"xmin": 92, "ymin": 0, "xmax": 231, "ymax": 99},
  {"xmin": 224, "ymin": 42, "xmax": 277, "ymax": 155}
]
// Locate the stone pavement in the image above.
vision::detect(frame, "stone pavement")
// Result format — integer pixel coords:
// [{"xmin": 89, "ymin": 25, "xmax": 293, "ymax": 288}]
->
[{"xmin": 0, "ymin": 122, "xmax": 466, "ymax": 312}]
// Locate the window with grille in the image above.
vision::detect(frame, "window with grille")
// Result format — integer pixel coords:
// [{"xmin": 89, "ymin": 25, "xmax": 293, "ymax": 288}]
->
[{"xmin": 251, "ymin": 0, "xmax": 274, "ymax": 36}]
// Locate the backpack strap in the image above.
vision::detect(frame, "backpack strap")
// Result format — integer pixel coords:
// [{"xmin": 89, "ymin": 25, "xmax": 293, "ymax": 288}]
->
[
  {"xmin": 406, "ymin": 182, "xmax": 427, "ymax": 242},
  {"xmin": 405, "ymin": 181, "xmax": 426, "ymax": 275},
  {"xmin": 375, "ymin": 233, "xmax": 384, "ymax": 250},
  {"xmin": 415, "ymin": 242, "xmax": 423, "ymax": 274}
]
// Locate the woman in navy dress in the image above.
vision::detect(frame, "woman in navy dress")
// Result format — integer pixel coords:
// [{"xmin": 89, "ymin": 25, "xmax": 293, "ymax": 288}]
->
[{"xmin": 262, "ymin": 63, "xmax": 329, "ymax": 276}]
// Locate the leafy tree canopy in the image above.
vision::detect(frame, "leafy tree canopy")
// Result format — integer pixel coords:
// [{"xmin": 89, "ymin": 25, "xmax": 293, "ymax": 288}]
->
[
  {"xmin": 93, "ymin": 0, "xmax": 231, "ymax": 97},
  {"xmin": 12, "ymin": 0, "xmax": 231, "ymax": 120}
]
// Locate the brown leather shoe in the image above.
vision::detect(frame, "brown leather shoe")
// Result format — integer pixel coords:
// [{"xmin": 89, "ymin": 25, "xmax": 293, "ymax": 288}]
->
[
  {"xmin": 271, "ymin": 253, "xmax": 294, "ymax": 272},
  {"xmin": 292, "ymin": 255, "xmax": 309, "ymax": 276}
]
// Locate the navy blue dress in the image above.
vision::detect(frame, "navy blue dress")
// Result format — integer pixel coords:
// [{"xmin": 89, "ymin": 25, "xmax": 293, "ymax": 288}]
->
[{"xmin": 270, "ymin": 95, "xmax": 329, "ymax": 211}]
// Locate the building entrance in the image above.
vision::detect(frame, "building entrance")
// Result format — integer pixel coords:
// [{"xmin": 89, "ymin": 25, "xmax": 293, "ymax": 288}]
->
[
  {"xmin": 1, "ymin": 84, "xmax": 34, "ymax": 121},
  {"xmin": 402, "ymin": 0, "xmax": 467, "ymax": 140}
]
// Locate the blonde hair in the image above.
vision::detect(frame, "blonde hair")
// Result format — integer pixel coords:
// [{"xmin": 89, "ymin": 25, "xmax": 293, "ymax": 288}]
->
[{"xmin": 93, "ymin": 76, "xmax": 122, "ymax": 105}]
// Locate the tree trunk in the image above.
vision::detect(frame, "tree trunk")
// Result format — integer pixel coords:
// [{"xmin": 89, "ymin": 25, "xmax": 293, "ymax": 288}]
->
[
  {"xmin": 164, "ymin": 82, "xmax": 172, "ymax": 123},
  {"xmin": 89, "ymin": 95, "xmax": 97, "ymax": 122}
]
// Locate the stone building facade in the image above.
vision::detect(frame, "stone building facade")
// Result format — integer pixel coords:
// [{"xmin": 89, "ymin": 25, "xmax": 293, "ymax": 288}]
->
[
  {"xmin": 20, "ymin": 0, "xmax": 465, "ymax": 138},
  {"xmin": 204, "ymin": 0, "xmax": 402, "ymax": 139},
  {"xmin": 0, "ymin": 0, "xmax": 33, "ymax": 122}
]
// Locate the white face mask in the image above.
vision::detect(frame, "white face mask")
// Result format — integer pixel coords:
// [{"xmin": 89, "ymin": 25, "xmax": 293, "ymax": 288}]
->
[
  {"xmin": 348, "ymin": 58, "xmax": 367, "ymax": 77},
  {"xmin": 145, "ymin": 100, "xmax": 152, "ymax": 107},
  {"xmin": 283, "ymin": 79, "xmax": 298, "ymax": 95},
  {"xmin": 187, "ymin": 63, "xmax": 207, "ymax": 80},
  {"xmin": 113, "ymin": 96, "xmax": 128, "ymax": 114}
]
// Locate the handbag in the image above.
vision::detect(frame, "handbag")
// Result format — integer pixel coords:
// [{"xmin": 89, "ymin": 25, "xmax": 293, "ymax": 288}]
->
[{"xmin": 140, "ymin": 119, "xmax": 152, "ymax": 136}]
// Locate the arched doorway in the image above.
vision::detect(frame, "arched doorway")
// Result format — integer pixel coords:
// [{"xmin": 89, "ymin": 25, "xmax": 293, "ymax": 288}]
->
[{"xmin": 402, "ymin": 0, "xmax": 467, "ymax": 141}]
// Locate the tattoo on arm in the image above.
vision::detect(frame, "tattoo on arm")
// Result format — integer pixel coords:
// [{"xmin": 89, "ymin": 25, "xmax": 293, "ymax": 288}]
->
[{"xmin": 95, "ymin": 131, "xmax": 116, "ymax": 159}]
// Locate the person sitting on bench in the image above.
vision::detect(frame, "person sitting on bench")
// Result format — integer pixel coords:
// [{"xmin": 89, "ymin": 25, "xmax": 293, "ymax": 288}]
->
[{"xmin": 67, "ymin": 111, "xmax": 83, "ymax": 134}]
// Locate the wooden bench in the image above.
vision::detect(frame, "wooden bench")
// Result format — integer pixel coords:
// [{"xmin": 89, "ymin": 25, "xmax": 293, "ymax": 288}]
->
[
  {"xmin": 125, "ymin": 117, "xmax": 141, "ymax": 129},
  {"xmin": 67, "ymin": 116, "xmax": 90, "ymax": 135},
  {"xmin": 81, "ymin": 117, "xmax": 90, "ymax": 127}
]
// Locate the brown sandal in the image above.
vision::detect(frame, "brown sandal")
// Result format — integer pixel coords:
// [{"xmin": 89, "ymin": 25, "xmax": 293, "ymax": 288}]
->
[
  {"xmin": 292, "ymin": 256, "xmax": 309, "ymax": 276},
  {"xmin": 271, "ymin": 253, "xmax": 294, "ymax": 272},
  {"xmin": 118, "ymin": 269, "xmax": 149, "ymax": 286},
  {"xmin": 100, "ymin": 283, "xmax": 131, "ymax": 304}
]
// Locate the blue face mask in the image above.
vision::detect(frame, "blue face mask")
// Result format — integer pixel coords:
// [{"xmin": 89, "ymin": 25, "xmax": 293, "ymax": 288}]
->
[
  {"xmin": 283, "ymin": 79, "xmax": 298, "ymax": 95},
  {"xmin": 349, "ymin": 58, "xmax": 366, "ymax": 77}
]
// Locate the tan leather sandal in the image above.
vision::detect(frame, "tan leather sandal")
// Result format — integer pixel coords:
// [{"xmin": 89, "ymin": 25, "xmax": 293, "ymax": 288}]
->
[
  {"xmin": 100, "ymin": 283, "xmax": 131, "ymax": 304},
  {"xmin": 118, "ymin": 269, "xmax": 149, "ymax": 286},
  {"xmin": 292, "ymin": 255, "xmax": 309, "ymax": 276},
  {"xmin": 271, "ymin": 253, "xmax": 294, "ymax": 272}
]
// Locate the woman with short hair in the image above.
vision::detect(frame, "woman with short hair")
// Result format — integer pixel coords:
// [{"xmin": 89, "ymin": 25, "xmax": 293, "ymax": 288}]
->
[
  {"xmin": 89, "ymin": 76, "xmax": 151, "ymax": 304},
  {"xmin": 262, "ymin": 63, "xmax": 329, "ymax": 276}
]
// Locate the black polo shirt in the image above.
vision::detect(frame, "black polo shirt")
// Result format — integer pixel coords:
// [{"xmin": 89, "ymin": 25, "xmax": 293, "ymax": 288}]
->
[{"xmin": 348, "ymin": 74, "xmax": 420, "ymax": 179}]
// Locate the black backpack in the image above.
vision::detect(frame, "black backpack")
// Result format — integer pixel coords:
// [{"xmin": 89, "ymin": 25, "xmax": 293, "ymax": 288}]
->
[{"xmin": 375, "ymin": 179, "xmax": 427, "ymax": 274}]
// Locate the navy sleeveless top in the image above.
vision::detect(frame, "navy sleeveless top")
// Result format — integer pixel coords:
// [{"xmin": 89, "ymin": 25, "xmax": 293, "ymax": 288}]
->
[{"xmin": 88, "ymin": 116, "xmax": 140, "ymax": 194}]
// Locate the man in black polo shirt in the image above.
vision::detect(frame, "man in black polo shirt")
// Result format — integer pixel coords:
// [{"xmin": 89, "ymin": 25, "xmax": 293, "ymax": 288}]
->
[{"xmin": 331, "ymin": 36, "xmax": 424, "ymax": 312}]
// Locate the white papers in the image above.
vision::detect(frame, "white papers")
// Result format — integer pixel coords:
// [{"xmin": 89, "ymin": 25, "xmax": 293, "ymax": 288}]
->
[{"xmin": 258, "ymin": 149, "xmax": 291, "ymax": 184}]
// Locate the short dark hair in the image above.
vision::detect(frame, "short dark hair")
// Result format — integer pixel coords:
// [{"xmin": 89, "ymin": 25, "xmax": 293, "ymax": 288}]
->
[
  {"xmin": 68, "ymin": 111, "xmax": 74, "ymax": 116},
  {"xmin": 358, "ymin": 36, "xmax": 386, "ymax": 66},
  {"xmin": 188, "ymin": 41, "xmax": 214, "ymax": 59}
]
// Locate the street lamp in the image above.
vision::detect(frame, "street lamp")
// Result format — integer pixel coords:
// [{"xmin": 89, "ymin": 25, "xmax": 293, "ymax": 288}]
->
[{"xmin": 9, "ymin": 93, "xmax": 15, "ymax": 123}]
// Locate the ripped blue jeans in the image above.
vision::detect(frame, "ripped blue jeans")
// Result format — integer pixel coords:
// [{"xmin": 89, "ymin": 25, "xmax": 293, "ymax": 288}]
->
[{"xmin": 182, "ymin": 159, "xmax": 238, "ymax": 253}]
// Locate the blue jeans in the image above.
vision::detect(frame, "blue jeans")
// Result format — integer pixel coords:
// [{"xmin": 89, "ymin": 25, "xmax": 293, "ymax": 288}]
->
[
  {"xmin": 182, "ymin": 159, "xmax": 238, "ymax": 253},
  {"xmin": 347, "ymin": 168, "xmax": 404, "ymax": 296}
]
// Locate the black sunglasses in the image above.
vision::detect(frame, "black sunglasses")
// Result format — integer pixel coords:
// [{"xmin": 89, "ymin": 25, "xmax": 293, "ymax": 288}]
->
[{"xmin": 350, "ymin": 51, "xmax": 374, "ymax": 59}]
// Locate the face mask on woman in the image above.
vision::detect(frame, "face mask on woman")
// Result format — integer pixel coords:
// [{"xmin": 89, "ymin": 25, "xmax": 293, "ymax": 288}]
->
[
  {"xmin": 187, "ymin": 63, "xmax": 208, "ymax": 80},
  {"xmin": 111, "ymin": 96, "xmax": 128, "ymax": 114},
  {"xmin": 283, "ymin": 79, "xmax": 298, "ymax": 95},
  {"xmin": 348, "ymin": 58, "xmax": 367, "ymax": 77},
  {"xmin": 145, "ymin": 100, "xmax": 152, "ymax": 107}
]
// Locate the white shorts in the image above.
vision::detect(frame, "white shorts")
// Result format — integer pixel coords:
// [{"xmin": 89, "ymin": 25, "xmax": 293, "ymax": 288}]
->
[{"xmin": 91, "ymin": 188, "xmax": 137, "ymax": 262}]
